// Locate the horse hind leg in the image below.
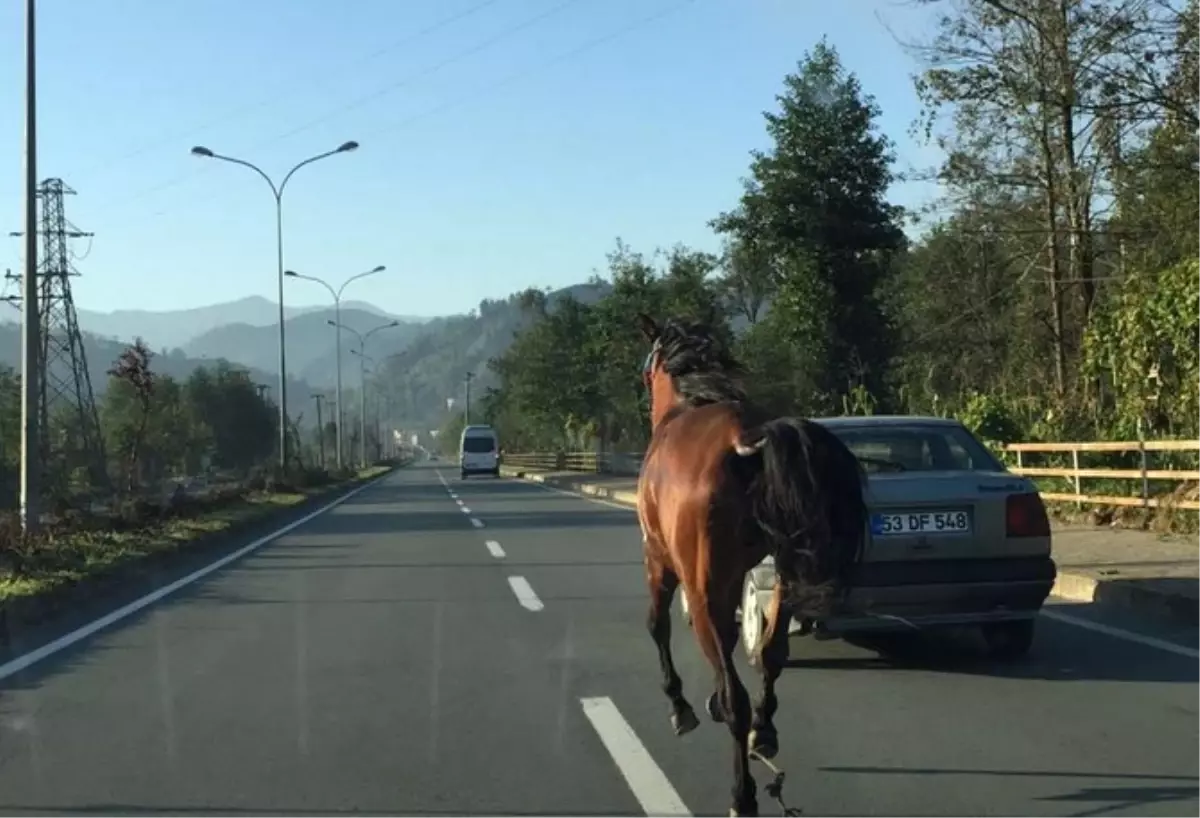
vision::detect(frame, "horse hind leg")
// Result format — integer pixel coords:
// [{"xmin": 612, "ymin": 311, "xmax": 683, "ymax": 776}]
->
[
  {"xmin": 716, "ymin": 607, "xmax": 759, "ymax": 815},
  {"xmin": 693, "ymin": 587, "xmax": 759, "ymax": 816},
  {"xmin": 646, "ymin": 561, "xmax": 699, "ymax": 736},
  {"xmin": 749, "ymin": 584, "xmax": 790, "ymax": 760}
]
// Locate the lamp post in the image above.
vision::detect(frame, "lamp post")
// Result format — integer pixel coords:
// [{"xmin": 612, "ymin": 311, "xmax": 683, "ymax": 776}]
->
[
  {"xmin": 333, "ymin": 320, "xmax": 398, "ymax": 466},
  {"xmin": 284, "ymin": 264, "xmax": 385, "ymax": 470},
  {"xmin": 190, "ymin": 139, "xmax": 359, "ymax": 469},
  {"xmin": 19, "ymin": 0, "xmax": 40, "ymax": 533}
]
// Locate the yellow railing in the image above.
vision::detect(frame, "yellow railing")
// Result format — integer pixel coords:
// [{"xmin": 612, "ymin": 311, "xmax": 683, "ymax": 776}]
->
[
  {"xmin": 505, "ymin": 439, "xmax": 1200, "ymax": 511},
  {"xmin": 1001, "ymin": 440, "xmax": 1200, "ymax": 511},
  {"xmin": 501, "ymin": 451, "xmax": 606, "ymax": 472}
]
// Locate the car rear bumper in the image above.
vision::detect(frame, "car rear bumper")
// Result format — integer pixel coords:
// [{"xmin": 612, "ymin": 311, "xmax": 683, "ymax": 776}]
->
[
  {"xmin": 812, "ymin": 578, "xmax": 1054, "ymax": 635},
  {"xmin": 752, "ymin": 556, "xmax": 1057, "ymax": 636}
]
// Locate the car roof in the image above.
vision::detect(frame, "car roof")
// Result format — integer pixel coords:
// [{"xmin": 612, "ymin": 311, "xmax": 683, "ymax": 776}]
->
[{"xmin": 811, "ymin": 414, "xmax": 966, "ymax": 428}]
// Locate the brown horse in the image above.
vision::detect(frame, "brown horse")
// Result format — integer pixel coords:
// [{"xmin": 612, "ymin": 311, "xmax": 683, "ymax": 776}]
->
[{"xmin": 635, "ymin": 313, "xmax": 868, "ymax": 817}]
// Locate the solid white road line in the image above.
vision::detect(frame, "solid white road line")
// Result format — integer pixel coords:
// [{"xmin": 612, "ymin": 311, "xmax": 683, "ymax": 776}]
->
[
  {"xmin": 0, "ymin": 471, "xmax": 392, "ymax": 683},
  {"xmin": 507, "ymin": 576, "xmax": 544, "ymax": 612},
  {"xmin": 1041, "ymin": 608, "xmax": 1199, "ymax": 659},
  {"xmin": 511, "ymin": 476, "xmax": 1200, "ymax": 659},
  {"xmin": 485, "ymin": 540, "xmax": 506, "ymax": 559},
  {"xmin": 580, "ymin": 696, "xmax": 691, "ymax": 817},
  {"xmin": 470, "ymin": 517, "xmax": 484, "ymax": 529}
]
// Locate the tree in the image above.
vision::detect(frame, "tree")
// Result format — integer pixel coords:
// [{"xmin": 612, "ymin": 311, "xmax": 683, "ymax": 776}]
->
[
  {"xmin": 908, "ymin": 0, "xmax": 1195, "ymax": 397},
  {"xmin": 712, "ymin": 39, "xmax": 906, "ymax": 405},
  {"xmin": 106, "ymin": 339, "xmax": 156, "ymax": 491},
  {"xmin": 718, "ymin": 237, "xmax": 776, "ymax": 326}
]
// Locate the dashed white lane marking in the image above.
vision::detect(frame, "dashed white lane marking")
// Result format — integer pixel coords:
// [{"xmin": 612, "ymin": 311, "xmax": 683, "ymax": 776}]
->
[
  {"xmin": 455, "ymin": 498, "xmax": 464, "ymax": 506},
  {"xmin": 507, "ymin": 576, "xmax": 544, "ymax": 612},
  {"xmin": 485, "ymin": 540, "xmax": 506, "ymax": 559},
  {"xmin": 580, "ymin": 696, "xmax": 691, "ymax": 816},
  {"xmin": 470, "ymin": 517, "xmax": 484, "ymax": 529},
  {"xmin": 460, "ymin": 506, "xmax": 471, "ymax": 514},
  {"xmin": 1040, "ymin": 608, "xmax": 1199, "ymax": 659}
]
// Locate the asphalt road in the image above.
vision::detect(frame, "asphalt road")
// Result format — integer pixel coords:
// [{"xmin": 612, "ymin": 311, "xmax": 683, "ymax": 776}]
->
[{"xmin": 1, "ymin": 462, "xmax": 1196, "ymax": 816}]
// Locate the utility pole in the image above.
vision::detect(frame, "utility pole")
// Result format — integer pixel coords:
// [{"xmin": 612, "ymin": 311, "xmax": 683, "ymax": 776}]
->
[
  {"xmin": 464, "ymin": 371, "xmax": 474, "ymax": 426},
  {"xmin": 313, "ymin": 393, "xmax": 326, "ymax": 469},
  {"xmin": 358, "ymin": 359, "xmax": 368, "ymax": 468},
  {"xmin": 20, "ymin": 0, "xmax": 40, "ymax": 534}
]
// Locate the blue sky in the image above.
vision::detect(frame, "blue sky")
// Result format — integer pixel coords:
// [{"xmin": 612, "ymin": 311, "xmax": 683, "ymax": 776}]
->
[{"xmin": 0, "ymin": 0, "xmax": 944, "ymax": 318}]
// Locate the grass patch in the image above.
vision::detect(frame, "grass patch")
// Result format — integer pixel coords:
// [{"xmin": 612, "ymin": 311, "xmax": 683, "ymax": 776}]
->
[{"xmin": 0, "ymin": 466, "xmax": 392, "ymax": 604}]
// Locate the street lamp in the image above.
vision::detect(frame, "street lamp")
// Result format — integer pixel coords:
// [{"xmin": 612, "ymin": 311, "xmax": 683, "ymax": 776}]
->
[
  {"xmin": 284, "ymin": 264, "xmax": 386, "ymax": 470},
  {"xmin": 190, "ymin": 139, "xmax": 359, "ymax": 470},
  {"xmin": 352, "ymin": 350, "xmax": 385, "ymax": 462},
  {"xmin": 333, "ymin": 320, "xmax": 398, "ymax": 466}
]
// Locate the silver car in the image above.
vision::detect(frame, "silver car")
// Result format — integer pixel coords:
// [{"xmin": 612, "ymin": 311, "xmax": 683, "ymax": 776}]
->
[{"xmin": 681, "ymin": 415, "xmax": 1056, "ymax": 661}]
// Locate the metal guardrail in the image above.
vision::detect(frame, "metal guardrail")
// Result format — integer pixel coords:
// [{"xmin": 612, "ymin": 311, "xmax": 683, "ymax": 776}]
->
[{"xmin": 506, "ymin": 439, "xmax": 1200, "ymax": 511}]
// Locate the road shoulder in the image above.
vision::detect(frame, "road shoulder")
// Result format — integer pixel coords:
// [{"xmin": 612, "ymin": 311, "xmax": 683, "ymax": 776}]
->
[{"xmin": 0, "ymin": 467, "xmax": 397, "ymax": 670}]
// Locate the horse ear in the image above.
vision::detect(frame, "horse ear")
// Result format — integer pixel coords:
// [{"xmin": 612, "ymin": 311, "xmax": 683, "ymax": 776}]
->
[{"xmin": 637, "ymin": 313, "xmax": 659, "ymax": 341}]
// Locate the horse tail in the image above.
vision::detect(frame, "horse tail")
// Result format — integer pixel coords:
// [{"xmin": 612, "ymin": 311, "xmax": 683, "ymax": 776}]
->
[{"xmin": 732, "ymin": 417, "xmax": 868, "ymax": 617}]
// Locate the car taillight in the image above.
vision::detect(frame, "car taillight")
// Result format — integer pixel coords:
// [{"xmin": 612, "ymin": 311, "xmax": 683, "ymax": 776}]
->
[{"xmin": 1006, "ymin": 492, "xmax": 1050, "ymax": 538}]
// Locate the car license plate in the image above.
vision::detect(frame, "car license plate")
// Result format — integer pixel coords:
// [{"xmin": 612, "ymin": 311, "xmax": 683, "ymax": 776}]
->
[{"xmin": 871, "ymin": 509, "xmax": 972, "ymax": 536}]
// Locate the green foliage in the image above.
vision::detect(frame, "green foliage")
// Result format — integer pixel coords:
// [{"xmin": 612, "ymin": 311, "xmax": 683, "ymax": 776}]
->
[{"xmin": 480, "ymin": 6, "xmax": 1195, "ymax": 468}]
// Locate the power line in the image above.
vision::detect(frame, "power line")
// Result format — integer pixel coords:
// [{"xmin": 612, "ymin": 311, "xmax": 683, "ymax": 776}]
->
[
  {"xmin": 69, "ymin": 0, "xmax": 508, "ymax": 185},
  {"xmin": 362, "ymin": 0, "xmax": 696, "ymax": 143},
  {"xmin": 133, "ymin": 0, "xmax": 696, "ymax": 220},
  {"xmin": 247, "ymin": 0, "xmax": 590, "ymax": 152},
  {"xmin": 97, "ymin": 0, "xmax": 591, "ymax": 216}
]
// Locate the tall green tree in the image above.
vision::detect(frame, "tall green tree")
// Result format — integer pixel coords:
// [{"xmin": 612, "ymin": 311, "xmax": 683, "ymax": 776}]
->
[{"xmin": 712, "ymin": 39, "xmax": 905, "ymax": 406}]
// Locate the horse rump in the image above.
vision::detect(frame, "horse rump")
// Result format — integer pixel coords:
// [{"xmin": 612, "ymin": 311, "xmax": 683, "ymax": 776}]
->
[{"xmin": 733, "ymin": 417, "xmax": 867, "ymax": 617}]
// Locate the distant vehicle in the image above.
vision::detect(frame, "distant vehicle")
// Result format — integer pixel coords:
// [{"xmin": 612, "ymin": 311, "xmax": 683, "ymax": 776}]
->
[
  {"xmin": 681, "ymin": 415, "xmax": 1055, "ymax": 661},
  {"xmin": 459, "ymin": 424, "xmax": 501, "ymax": 479}
]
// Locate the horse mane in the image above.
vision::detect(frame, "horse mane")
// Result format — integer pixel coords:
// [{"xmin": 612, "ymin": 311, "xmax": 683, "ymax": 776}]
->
[{"xmin": 655, "ymin": 319, "xmax": 748, "ymax": 407}]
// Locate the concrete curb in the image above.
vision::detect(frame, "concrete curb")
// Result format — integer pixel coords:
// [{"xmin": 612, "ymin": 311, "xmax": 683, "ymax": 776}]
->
[{"xmin": 501, "ymin": 466, "xmax": 1198, "ymax": 629}]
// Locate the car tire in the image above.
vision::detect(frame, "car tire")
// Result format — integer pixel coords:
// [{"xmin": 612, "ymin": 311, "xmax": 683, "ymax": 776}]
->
[
  {"xmin": 492, "ymin": 468, "xmax": 501, "ymax": 478},
  {"xmin": 460, "ymin": 472, "xmax": 468, "ymax": 480},
  {"xmin": 741, "ymin": 574, "xmax": 768, "ymax": 667},
  {"xmin": 981, "ymin": 619, "xmax": 1036, "ymax": 660}
]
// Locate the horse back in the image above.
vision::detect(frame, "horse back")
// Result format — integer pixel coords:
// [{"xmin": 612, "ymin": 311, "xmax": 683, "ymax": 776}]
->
[{"xmin": 637, "ymin": 403, "xmax": 747, "ymax": 565}]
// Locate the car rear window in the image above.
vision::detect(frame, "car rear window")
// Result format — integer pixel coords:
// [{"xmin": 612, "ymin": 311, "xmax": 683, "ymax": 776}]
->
[
  {"xmin": 824, "ymin": 423, "xmax": 1004, "ymax": 473},
  {"xmin": 462, "ymin": 436, "xmax": 496, "ymax": 454}
]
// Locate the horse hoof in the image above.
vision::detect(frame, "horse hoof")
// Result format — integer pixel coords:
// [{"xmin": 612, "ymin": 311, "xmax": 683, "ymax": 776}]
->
[
  {"xmin": 671, "ymin": 705, "xmax": 700, "ymax": 736},
  {"xmin": 749, "ymin": 727, "xmax": 779, "ymax": 759},
  {"xmin": 705, "ymin": 691, "xmax": 725, "ymax": 723}
]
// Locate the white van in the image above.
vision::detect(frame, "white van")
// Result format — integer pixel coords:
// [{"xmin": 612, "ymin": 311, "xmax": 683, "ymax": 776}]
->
[{"xmin": 459, "ymin": 425, "xmax": 500, "ymax": 478}]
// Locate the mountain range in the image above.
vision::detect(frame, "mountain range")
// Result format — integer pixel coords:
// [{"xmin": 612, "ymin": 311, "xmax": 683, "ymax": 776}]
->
[{"xmin": 0, "ymin": 283, "xmax": 612, "ymax": 439}]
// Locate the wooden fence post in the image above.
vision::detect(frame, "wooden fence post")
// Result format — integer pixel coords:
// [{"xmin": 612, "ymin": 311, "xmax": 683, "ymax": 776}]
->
[
  {"xmin": 1137, "ymin": 417, "xmax": 1149, "ymax": 510},
  {"xmin": 1071, "ymin": 447, "xmax": 1081, "ymax": 509}
]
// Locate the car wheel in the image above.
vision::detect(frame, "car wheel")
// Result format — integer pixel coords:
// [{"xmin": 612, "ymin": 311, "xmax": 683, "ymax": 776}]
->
[
  {"xmin": 981, "ymin": 619, "xmax": 1036, "ymax": 660},
  {"xmin": 492, "ymin": 468, "xmax": 501, "ymax": 478},
  {"xmin": 741, "ymin": 574, "xmax": 767, "ymax": 667},
  {"xmin": 460, "ymin": 472, "xmax": 467, "ymax": 480}
]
